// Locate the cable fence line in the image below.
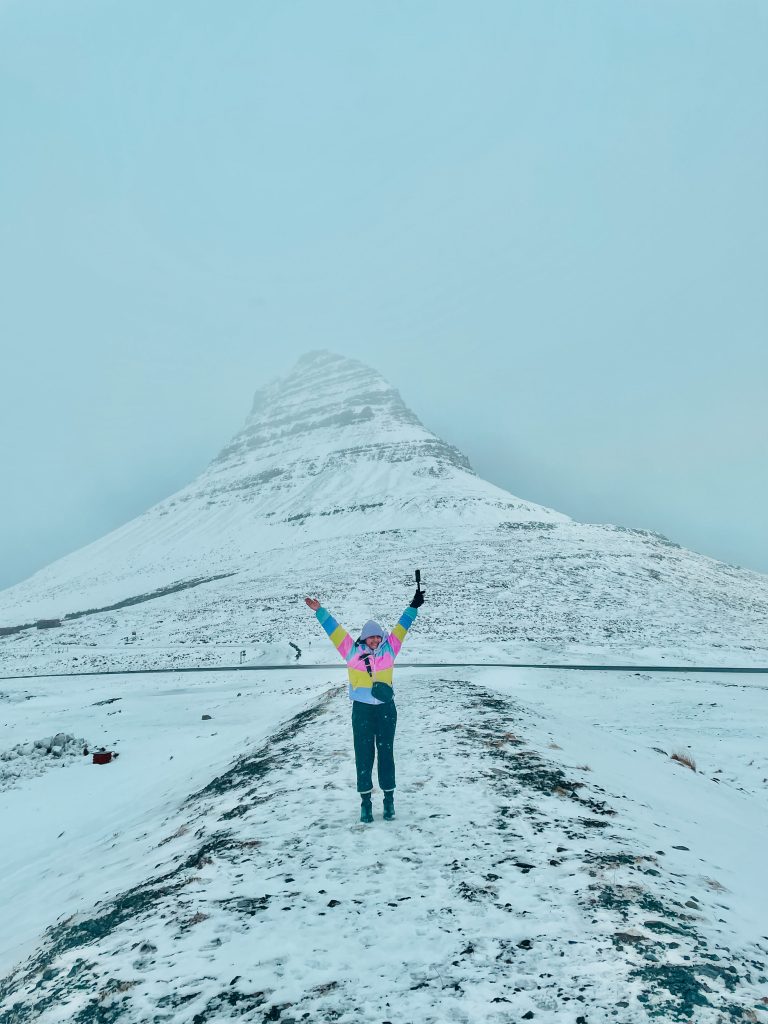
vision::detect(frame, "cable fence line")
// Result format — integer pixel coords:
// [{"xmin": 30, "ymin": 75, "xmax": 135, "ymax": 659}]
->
[{"xmin": 2, "ymin": 661, "xmax": 768, "ymax": 681}]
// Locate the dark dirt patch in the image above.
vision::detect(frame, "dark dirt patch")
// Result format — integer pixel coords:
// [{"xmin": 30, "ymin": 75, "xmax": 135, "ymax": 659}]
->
[
  {"xmin": 584, "ymin": 851, "xmax": 656, "ymax": 869},
  {"xmin": 189, "ymin": 687, "xmax": 340, "ymax": 805},
  {"xmin": 457, "ymin": 881, "xmax": 492, "ymax": 902},
  {"xmin": 463, "ymin": 701, "xmax": 620, "ymax": 818},
  {"xmin": 221, "ymin": 892, "xmax": 274, "ymax": 917},
  {"xmin": 1, "ymin": 575, "xmax": 237, "ymax": 640},
  {"xmin": 189, "ymin": 988, "xmax": 267, "ymax": 1023},
  {"xmin": 643, "ymin": 919, "xmax": 695, "ymax": 937},
  {"xmin": 592, "ymin": 884, "xmax": 670, "ymax": 921},
  {"xmin": 66, "ymin": 574, "xmax": 237, "ymax": 622},
  {"xmin": 632, "ymin": 962, "xmax": 745, "ymax": 1022},
  {"xmin": 155, "ymin": 990, "xmax": 200, "ymax": 1009}
]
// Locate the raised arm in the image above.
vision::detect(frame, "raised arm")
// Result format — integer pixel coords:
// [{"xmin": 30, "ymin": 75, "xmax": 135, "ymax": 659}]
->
[
  {"xmin": 386, "ymin": 586, "xmax": 425, "ymax": 657},
  {"xmin": 305, "ymin": 597, "xmax": 354, "ymax": 662}
]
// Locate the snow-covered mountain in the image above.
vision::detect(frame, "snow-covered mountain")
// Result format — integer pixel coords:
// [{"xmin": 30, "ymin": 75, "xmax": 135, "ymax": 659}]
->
[{"xmin": 1, "ymin": 350, "xmax": 767, "ymax": 672}]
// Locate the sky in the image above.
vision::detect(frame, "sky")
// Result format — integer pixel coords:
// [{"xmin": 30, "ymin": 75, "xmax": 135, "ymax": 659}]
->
[{"xmin": 1, "ymin": 0, "xmax": 766, "ymax": 590}]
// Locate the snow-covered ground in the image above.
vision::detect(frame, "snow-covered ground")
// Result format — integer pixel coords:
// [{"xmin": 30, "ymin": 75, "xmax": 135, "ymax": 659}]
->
[
  {"xmin": 0, "ymin": 670, "xmax": 329, "ymax": 975},
  {"xmin": 2, "ymin": 666, "xmax": 767, "ymax": 1022}
]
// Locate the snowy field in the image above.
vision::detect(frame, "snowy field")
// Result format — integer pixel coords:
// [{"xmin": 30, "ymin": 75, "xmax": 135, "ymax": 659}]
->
[{"xmin": 1, "ymin": 666, "xmax": 767, "ymax": 1022}]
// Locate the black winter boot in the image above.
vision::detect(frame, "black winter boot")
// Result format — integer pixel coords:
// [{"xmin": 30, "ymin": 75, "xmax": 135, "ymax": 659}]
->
[
  {"xmin": 383, "ymin": 791, "xmax": 395, "ymax": 821},
  {"xmin": 360, "ymin": 794, "xmax": 374, "ymax": 824}
]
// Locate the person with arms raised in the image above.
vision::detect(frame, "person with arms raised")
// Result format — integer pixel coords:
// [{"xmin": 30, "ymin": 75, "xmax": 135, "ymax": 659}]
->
[{"xmin": 305, "ymin": 579, "xmax": 425, "ymax": 823}]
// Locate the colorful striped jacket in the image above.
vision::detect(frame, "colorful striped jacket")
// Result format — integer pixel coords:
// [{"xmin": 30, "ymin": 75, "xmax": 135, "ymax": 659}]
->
[{"xmin": 315, "ymin": 604, "xmax": 419, "ymax": 704}]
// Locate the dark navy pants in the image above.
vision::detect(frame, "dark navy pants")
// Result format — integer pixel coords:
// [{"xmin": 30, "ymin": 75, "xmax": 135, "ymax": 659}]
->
[{"xmin": 352, "ymin": 701, "xmax": 397, "ymax": 793}]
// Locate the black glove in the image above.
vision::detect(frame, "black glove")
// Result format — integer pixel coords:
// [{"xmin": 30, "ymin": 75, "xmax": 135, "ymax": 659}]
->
[{"xmin": 410, "ymin": 587, "xmax": 425, "ymax": 608}]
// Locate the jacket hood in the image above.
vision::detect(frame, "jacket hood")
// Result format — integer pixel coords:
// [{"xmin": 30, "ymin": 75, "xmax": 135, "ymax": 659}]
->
[{"xmin": 358, "ymin": 620, "xmax": 385, "ymax": 643}]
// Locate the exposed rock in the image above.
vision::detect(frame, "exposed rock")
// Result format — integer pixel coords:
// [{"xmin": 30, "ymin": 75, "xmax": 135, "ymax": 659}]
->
[{"xmin": 1, "ymin": 732, "xmax": 89, "ymax": 791}]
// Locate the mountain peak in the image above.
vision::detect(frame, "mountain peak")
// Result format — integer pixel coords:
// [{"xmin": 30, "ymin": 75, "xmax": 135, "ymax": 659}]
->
[
  {"xmin": 243, "ymin": 349, "xmax": 421, "ymax": 432},
  {"xmin": 0, "ymin": 348, "xmax": 569, "ymax": 627},
  {"xmin": 196, "ymin": 351, "xmax": 562, "ymax": 533},
  {"xmin": 291, "ymin": 348, "xmax": 352, "ymax": 370}
]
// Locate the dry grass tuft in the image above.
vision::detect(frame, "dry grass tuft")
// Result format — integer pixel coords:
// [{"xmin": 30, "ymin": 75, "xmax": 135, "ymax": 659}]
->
[
  {"xmin": 486, "ymin": 732, "xmax": 523, "ymax": 749},
  {"xmin": 98, "ymin": 980, "xmax": 138, "ymax": 1002},
  {"xmin": 670, "ymin": 751, "xmax": 697, "ymax": 772},
  {"xmin": 158, "ymin": 824, "xmax": 189, "ymax": 846}
]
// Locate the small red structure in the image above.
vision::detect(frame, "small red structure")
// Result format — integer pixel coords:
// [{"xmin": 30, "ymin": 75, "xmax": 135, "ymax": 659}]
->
[{"xmin": 92, "ymin": 751, "xmax": 113, "ymax": 765}]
